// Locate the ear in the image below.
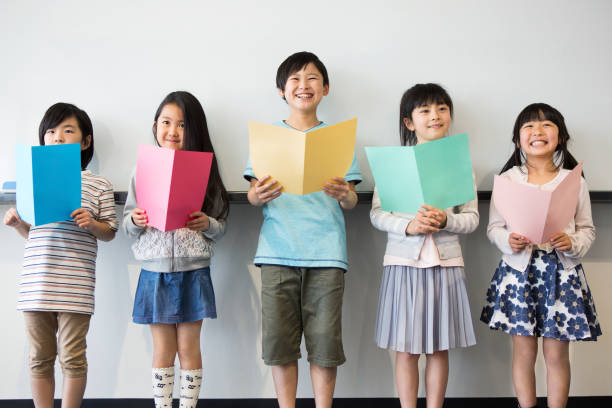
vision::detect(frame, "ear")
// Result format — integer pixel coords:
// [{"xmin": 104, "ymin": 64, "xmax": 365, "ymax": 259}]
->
[
  {"xmin": 322, "ymin": 84, "xmax": 329, "ymax": 96},
  {"xmin": 81, "ymin": 134, "xmax": 92, "ymax": 150},
  {"xmin": 277, "ymin": 87, "xmax": 286, "ymax": 100},
  {"xmin": 403, "ymin": 117, "xmax": 415, "ymax": 132}
]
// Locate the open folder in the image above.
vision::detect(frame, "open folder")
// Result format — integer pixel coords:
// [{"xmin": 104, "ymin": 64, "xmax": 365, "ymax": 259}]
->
[
  {"xmin": 248, "ymin": 118, "xmax": 357, "ymax": 195},
  {"xmin": 136, "ymin": 145, "xmax": 213, "ymax": 232},
  {"xmin": 365, "ymin": 133, "xmax": 475, "ymax": 213},
  {"xmin": 492, "ymin": 162, "xmax": 583, "ymax": 244},
  {"xmin": 16, "ymin": 143, "xmax": 81, "ymax": 226}
]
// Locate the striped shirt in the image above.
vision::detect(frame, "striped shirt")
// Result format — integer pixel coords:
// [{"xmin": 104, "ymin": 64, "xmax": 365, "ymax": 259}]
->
[{"xmin": 18, "ymin": 170, "xmax": 118, "ymax": 314}]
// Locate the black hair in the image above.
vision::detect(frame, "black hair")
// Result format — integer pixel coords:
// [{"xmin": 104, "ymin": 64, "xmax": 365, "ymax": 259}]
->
[
  {"xmin": 38, "ymin": 102, "xmax": 94, "ymax": 170},
  {"xmin": 153, "ymin": 91, "xmax": 229, "ymax": 220},
  {"xmin": 500, "ymin": 103, "xmax": 580, "ymax": 175},
  {"xmin": 276, "ymin": 51, "xmax": 329, "ymax": 96},
  {"xmin": 399, "ymin": 83, "xmax": 453, "ymax": 146}
]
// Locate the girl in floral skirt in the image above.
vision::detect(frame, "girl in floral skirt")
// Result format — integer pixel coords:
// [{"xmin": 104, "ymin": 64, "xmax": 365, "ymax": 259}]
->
[{"xmin": 481, "ymin": 103, "xmax": 601, "ymax": 408}]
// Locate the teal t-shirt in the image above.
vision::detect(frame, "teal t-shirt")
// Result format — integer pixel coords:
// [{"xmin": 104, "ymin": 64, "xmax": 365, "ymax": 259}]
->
[{"xmin": 244, "ymin": 121, "xmax": 362, "ymax": 270}]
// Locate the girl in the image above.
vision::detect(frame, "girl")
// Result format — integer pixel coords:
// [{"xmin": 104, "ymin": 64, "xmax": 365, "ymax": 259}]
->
[
  {"xmin": 481, "ymin": 103, "xmax": 600, "ymax": 408},
  {"xmin": 371, "ymin": 83, "xmax": 478, "ymax": 408},
  {"xmin": 122, "ymin": 91, "xmax": 229, "ymax": 408},
  {"xmin": 3, "ymin": 102, "xmax": 118, "ymax": 408}
]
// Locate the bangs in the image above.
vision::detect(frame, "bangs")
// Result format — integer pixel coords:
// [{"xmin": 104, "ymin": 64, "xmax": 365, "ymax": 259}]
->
[{"xmin": 515, "ymin": 103, "xmax": 563, "ymax": 128}]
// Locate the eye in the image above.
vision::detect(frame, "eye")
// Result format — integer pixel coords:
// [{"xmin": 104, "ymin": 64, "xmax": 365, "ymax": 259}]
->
[
  {"xmin": 179, "ymin": 123, "xmax": 185, "ymax": 128},
  {"xmin": 66, "ymin": 129, "xmax": 73, "ymax": 133},
  {"xmin": 420, "ymin": 109, "xmax": 429, "ymax": 114},
  {"xmin": 46, "ymin": 129, "xmax": 54, "ymax": 134},
  {"xmin": 162, "ymin": 120, "xmax": 170, "ymax": 125}
]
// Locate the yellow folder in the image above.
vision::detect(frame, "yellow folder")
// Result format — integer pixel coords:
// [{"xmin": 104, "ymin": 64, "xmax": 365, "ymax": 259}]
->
[{"xmin": 249, "ymin": 118, "xmax": 357, "ymax": 195}]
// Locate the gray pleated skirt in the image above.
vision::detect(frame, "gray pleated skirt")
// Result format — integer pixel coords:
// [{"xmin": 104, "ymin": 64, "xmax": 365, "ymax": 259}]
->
[{"xmin": 375, "ymin": 265, "xmax": 476, "ymax": 354}]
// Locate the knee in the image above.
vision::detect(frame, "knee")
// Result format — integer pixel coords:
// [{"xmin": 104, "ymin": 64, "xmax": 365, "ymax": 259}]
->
[
  {"xmin": 58, "ymin": 343, "xmax": 87, "ymax": 378},
  {"xmin": 515, "ymin": 343, "xmax": 538, "ymax": 363},
  {"xmin": 177, "ymin": 343, "xmax": 201, "ymax": 365},
  {"xmin": 29, "ymin": 347, "xmax": 57, "ymax": 379},
  {"xmin": 543, "ymin": 346, "xmax": 569, "ymax": 368}
]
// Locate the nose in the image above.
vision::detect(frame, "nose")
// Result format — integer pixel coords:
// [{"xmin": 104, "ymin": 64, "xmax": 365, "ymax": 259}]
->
[
  {"xmin": 298, "ymin": 77, "xmax": 308, "ymax": 89},
  {"xmin": 532, "ymin": 123, "xmax": 543, "ymax": 135},
  {"xmin": 168, "ymin": 123, "xmax": 178, "ymax": 136},
  {"xmin": 53, "ymin": 133, "xmax": 65, "ymax": 144}
]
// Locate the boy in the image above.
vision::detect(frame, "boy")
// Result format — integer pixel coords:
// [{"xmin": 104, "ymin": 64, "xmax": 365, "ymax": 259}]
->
[{"xmin": 244, "ymin": 51, "xmax": 361, "ymax": 408}]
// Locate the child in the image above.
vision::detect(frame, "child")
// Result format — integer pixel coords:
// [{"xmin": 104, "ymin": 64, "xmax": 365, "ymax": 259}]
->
[
  {"xmin": 481, "ymin": 103, "xmax": 600, "ymax": 408},
  {"xmin": 244, "ymin": 51, "xmax": 362, "ymax": 408},
  {"xmin": 3, "ymin": 102, "xmax": 118, "ymax": 408},
  {"xmin": 370, "ymin": 83, "xmax": 478, "ymax": 408},
  {"xmin": 122, "ymin": 91, "xmax": 229, "ymax": 408}
]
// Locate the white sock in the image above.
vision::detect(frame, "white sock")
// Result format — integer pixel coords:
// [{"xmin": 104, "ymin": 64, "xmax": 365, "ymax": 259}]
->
[
  {"xmin": 152, "ymin": 366, "xmax": 175, "ymax": 408},
  {"xmin": 179, "ymin": 368, "xmax": 202, "ymax": 408}
]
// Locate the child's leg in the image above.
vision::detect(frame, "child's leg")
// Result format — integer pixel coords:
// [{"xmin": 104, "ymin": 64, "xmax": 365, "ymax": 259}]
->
[
  {"xmin": 56, "ymin": 312, "xmax": 90, "ymax": 408},
  {"xmin": 542, "ymin": 338, "xmax": 570, "ymax": 408},
  {"xmin": 150, "ymin": 324, "xmax": 178, "ymax": 407},
  {"xmin": 176, "ymin": 320, "xmax": 203, "ymax": 369},
  {"xmin": 424, "ymin": 350, "xmax": 448, "ymax": 408},
  {"xmin": 395, "ymin": 352, "xmax": 419, "ymax": 408},
  {"xmin": 23, "ymin": 311, "xmax": 58, "ymax": 408},
  {"xmin": 177, "ymin": 320, "xmax": 204, "ymax": 408},
  {"xmin": 272, "ymin": 362, "xmax": 298, "ymax": 408},
  {"xmin": 151, "ymin": 324, "xmax": 178, "ymax": 367},
  {"xmin": 310, "ymin": 364, "xmax": 337, "ymax": 408},
  {"xmin": 512, "ymin": 335, "xmax": 538, "ymax": 407}
]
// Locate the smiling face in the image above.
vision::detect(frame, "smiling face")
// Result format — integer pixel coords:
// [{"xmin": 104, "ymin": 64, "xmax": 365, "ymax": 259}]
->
[
  {"xmin": 278, "ymin": 62, "xmax": 329, "ymax": 114},
  {"xmin": 518, "ymin": 119, "xmax": 559, "ymax": 160},
  {"xmin": 43, "ymin": 115, "xmax": 90, "ymax": 151},
  {"xmin": 404, "ymin": 102, "xmax": 451, "ymax": 144},
  {"xmin": 154, "ymin": 103, "xmax": 184, "ymax": 150}
]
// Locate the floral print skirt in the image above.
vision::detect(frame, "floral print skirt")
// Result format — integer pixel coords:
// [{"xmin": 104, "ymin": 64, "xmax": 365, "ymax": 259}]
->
[{"xmin": 480, "ymin": 250, "xmax": 601, "ymax": 341}]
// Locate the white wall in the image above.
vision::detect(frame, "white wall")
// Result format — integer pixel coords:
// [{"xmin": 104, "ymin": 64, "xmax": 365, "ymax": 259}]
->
[
  {"xmin": 1, "ymin": 202, "xmax": 611, "ymax": 398},
  {"xmin": 1, "ymin": 0, "xmax": 611, "ymax": 400},
  {"xmin": 1, "ymin": 0, "xmax": 611, "ymax": 191}
]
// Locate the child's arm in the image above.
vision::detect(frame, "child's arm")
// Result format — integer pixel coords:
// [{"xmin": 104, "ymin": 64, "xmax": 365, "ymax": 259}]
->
[
  {"xmin": 121, "ymin": 174, "xmax": 147, "ymax": 238},
  {"xmin": 370, "ymin": 187, "xmax": 412, "ymax": 234},
  {"xmin": 247, "ymin": 176, "xmax": 281, "ymax": 206},
  {"xmin": 441, "ymin": 198, "xmax": 479, "ymax": 234},
  {"xmin": 324, "ymin": 177, "xmax": 357, "ymax": 209},
  {"xmin": 187, "ymin": 212, "xmax": 226, "ymax": 241},
  {"xmin": 487, "ymin": 199, "xmax": 518, "ymax": 255},
  {"xmin": 552, "ymin": 177, "xmax": 595, "ymax": 258},
  {"xmin": 71, "ymin": 209, "xmax": 116, "ymax": 241},
  {"xmin": 3, "ymin": 208, "xmax": 31, "ymax": 239}
]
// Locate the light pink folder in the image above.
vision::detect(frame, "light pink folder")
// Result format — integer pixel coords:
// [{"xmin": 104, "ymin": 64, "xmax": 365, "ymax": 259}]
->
[
  {"xmin": 492, "ymin": 163, "xmax": 583, "ymax": 244},
  {"xmin": 136, "ymin": 144, "xmax": 213, "ymax": 232}
]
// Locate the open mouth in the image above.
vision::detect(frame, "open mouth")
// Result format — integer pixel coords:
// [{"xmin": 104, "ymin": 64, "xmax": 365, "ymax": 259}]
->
[
  {"xmin": 296, "ymin": 93, "xmax": 313, "ymax": 99},
  {"xmin": 530, "ymin": 140, "xmax": 547, "ymax": 146}
]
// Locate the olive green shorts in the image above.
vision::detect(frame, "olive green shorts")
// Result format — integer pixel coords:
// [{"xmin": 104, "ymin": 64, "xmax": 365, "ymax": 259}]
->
[{"xmin": 260, "ymin": 265, "xmax": 346, "ymax": 367}]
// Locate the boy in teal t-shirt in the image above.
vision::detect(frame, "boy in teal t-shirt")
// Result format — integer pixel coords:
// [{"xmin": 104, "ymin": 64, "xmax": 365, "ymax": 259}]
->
[{"xmin": 244, "ymin": 51, "xmax": 361, "ymax": 406}]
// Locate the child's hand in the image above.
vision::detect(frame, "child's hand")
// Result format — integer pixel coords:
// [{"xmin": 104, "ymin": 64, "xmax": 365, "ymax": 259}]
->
[
  {"xmin": 252, "ymin": 175, "xmax": 282, "ymax": 205},
  {"xmin": 418, "ymin": 205, "xmax": 447, "ymax": 229},
  {"xmin": 71, "ymin": 208, "xmax": 95, "ymax": 231},
  {"xmin": 405, "ymin": 216, "xmax": 440, "ymax": 235},
  {"xmin": 323, "ymin": 177, "xmax": 349, "ymax": 201},
  {"xmin": 3, "ymin": 208, "xmax": 23, "ymax": 228},
  {"xmin": 131, "ymin": 208, "xmax": 148, "ymax": 227},
  {"xmin": 549, "ymin": 232, "xmax": 572, "ymax": 252},
  {"xmin": 509, "ymin": 233, "xmax": 531, "ymax": 252},
  {"xmin": 187, "ymin": 212, "xmax": 210, "ymax": 232}
]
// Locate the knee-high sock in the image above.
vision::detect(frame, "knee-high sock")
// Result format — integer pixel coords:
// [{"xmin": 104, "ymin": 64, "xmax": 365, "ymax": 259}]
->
[
  {"xmin": 152, "ymin": 366, "xmax": 174, "ymax": 408},
  {"xmin": 179, "ymin": 368, "xmax": 202, "ymax": 408}
]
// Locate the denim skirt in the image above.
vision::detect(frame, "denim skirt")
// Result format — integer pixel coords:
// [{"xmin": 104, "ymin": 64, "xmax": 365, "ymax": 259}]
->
[{"xmin": 132, "ymin": 267, "xmax": 217, "ymax": 324}]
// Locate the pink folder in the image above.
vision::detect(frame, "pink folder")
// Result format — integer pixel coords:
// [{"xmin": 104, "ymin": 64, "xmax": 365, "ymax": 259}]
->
[
  {"xmin": 136, "ymin": 145, "xmax": 213, "ymax": 232},
  {"xmin": 492, "ymin": 163, "xmax": 583, "ymax": 244}
]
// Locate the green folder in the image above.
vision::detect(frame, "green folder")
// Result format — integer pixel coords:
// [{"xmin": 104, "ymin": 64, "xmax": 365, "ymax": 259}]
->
[{"xmin": 365, "ymin": 133, "xmax": 475, "ymax": 213}]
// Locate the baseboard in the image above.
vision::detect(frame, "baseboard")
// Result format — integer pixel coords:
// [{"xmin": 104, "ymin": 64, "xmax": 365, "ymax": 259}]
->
[{"xmin": 1, "ymin": 397, "xmax": 611, "ymax": 407}]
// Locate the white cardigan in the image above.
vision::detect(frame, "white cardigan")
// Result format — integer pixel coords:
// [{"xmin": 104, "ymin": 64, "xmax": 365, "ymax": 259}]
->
[{"xmin": 487, "ymin": 166, "xmax": 595, "ymax": 272}]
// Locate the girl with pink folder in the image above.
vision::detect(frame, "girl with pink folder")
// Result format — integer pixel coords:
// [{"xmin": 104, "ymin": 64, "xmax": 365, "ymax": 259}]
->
[
  {"xmin": 122, "ymin": 91, "xmax": 229, "ymax": 408},
  {"xmin": 481, "ymin": 103, "xmax": 601, "ymax": 408}
]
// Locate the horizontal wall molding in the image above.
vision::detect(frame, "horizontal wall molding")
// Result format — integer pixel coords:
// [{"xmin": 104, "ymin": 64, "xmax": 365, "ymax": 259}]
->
[{"xmin": 2, "ymin": 191, "xmax": 612, "ymax": 206}]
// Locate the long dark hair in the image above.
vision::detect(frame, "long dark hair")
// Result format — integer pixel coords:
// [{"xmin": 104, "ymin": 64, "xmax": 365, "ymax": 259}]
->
[
  {"xmin": 500, "ymin": 103, "xmax": 580, "ymax": 175},
  {"xmin": 399, "ymin": 83, "xmax": 453, "ymax": 146},
  {"xmin": 39, "ymin": 102, "xmax": 94, "ymax": 170},
  {"xmin": 153, "ymin": 91, "xmax": 229, "ymax": 220}
]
